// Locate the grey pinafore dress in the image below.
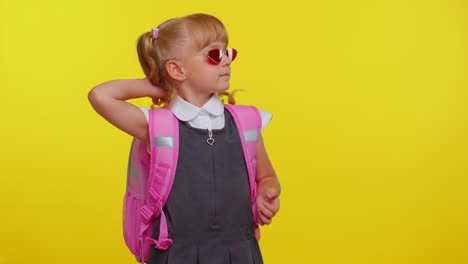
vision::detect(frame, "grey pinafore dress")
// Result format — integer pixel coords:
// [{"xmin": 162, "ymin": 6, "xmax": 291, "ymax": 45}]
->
[{"xmin": 147, "ymin": 110, "xmax": 263, "ymax": 264}]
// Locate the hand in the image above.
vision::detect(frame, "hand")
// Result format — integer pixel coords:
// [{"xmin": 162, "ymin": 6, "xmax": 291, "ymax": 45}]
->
[
  {"xmin": 142, "ymin": 78, "xmax": 166, "ymax": 103},
  {"xmin": 256, "ymin": 182, "xmax": 280, "ymax": 225}
]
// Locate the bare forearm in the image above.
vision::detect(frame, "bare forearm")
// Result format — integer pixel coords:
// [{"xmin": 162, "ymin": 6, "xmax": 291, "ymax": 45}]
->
[
  {"xmin": 258, "ymin": 175, "xmax": 281, "ymax": 195},
  {"xmin": 255, "ymin": 135, "xmax": 281, "ymax": 196},
  {"xmin": 89, "ymin": 79, "xmax": 163, "ymax": 100},
  {"xmin": 88, "ymin": 78, "xmax": 165, "ymax": 143}
]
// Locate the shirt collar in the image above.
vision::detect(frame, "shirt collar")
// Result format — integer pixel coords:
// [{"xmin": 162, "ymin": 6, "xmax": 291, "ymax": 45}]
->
[{"xmin": 170, "ymin": 94, "xmax": 224, "ymax": 122}]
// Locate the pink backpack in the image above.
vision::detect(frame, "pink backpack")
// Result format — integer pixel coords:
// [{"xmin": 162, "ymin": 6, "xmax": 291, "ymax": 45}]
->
[{"xmin": 123, "ymin": 104, "xmax": 261, "ymax": 263}]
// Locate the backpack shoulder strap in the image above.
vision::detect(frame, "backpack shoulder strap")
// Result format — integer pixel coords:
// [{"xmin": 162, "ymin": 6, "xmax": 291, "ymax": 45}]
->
[
  {"xmin": 148, "ymin": 107, "xmax": 179, "ymax": 202},
  {"xmin": 140, "ymin": 107, "xmax": 179, "ymax": 252},
  {"xmin": 224, "ymin": 104, "xmax": 262, "ymax": 239}
]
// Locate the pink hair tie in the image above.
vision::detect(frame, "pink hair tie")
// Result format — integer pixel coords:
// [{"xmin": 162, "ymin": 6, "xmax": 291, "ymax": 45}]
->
[{"xmin": 152, "ymin": 27, "xmax": 159, "ymax": 40}]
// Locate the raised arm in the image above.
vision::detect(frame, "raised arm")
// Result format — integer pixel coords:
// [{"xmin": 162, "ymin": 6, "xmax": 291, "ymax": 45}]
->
[
  {"xmin": 88, "ymin": 78, "xmax": 165, "ymax": 144},
  {"xmin": 255, "ymin": 135, "xmax": 281, "ymax": 225}
]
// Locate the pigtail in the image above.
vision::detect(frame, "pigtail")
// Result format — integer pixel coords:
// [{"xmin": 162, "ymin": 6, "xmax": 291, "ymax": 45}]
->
[
  {"xmin": 137, "ymin": 32, "xmax": 160, "ymax": 86},
  {"xmin": 137, "ymin": 30, "xmax": 172, "ymax": 106},
  {"xmin": 219, "ymin": 89, "xmax": 242, "ymax": 105}
]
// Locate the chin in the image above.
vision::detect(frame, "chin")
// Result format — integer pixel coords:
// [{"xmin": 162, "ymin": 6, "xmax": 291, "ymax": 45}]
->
[{"xmin": 215, "ymin": 85, "xmax": 230, "ymax": 93}]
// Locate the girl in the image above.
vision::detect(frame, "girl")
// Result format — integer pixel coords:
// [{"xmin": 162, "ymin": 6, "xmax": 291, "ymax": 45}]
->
[{"xmin": 88, "ymin": 13, "xmax": 280, "ymax": 264}]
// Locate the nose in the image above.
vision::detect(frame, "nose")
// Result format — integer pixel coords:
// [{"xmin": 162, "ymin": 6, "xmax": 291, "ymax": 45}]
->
[
  {"xmin": 221, "ymin": 48, "xmax": 236, "ymax": 66},
  {"xmin": 221, "ymin": 54, "xmax": 232, "ymax": 66}
]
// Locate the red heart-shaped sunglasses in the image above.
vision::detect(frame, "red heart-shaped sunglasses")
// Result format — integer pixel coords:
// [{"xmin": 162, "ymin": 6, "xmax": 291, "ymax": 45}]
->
[{"xmin": 206, "ymin": 48, "xmax": 238, "ymax": 64}]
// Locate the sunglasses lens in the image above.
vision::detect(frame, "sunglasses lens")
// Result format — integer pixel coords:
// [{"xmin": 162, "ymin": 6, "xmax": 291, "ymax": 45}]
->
[
  {"xmin": 227, "ymin": 48, "xmax": 237, "ymax": 62},
  {"xmin": 207, "ymin": 49, "xmax": 222, "ymax": 63}
]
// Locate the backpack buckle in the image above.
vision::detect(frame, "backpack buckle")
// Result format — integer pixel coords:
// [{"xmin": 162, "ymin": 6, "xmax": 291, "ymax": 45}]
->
[
  {"xmin": 148, "ymin": 189, "xmax": 162, "ymax": 212},
  {"xmin": 140, "ymin": 205, "xmax": 154, "ymax": 224}
]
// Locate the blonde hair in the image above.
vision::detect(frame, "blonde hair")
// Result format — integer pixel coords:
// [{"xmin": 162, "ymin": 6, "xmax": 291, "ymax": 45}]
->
[{"xmin": 137, "ymin": 13, "xmax": 236, "ymax": 106}]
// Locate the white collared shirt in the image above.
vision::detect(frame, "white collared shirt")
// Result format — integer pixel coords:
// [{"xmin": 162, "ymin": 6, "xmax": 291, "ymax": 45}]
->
[{"xmin": 140, "ymin": 95, "xmax": 272, "ymax": 131}]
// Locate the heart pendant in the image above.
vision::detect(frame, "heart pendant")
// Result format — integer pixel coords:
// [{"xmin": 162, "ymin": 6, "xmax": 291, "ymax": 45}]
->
[{"xmin": 207, "ymin": 138, "xmax": 215, "ymax": 145}]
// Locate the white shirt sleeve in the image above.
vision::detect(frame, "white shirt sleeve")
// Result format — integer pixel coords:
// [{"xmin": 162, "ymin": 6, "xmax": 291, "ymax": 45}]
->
[
  {"xmin": 140, "ymin": 107, "xmax": 150, "ymax": 123},
  {"xmin": 139, "ymin": 107, "xmax": 151, "ymax": 153},
  {"xmin": 259, "ymin": 109, "xmax": 272, "ymax": 132}
]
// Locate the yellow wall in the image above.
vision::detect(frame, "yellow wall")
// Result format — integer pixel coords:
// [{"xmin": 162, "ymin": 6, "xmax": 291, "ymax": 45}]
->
[{"xmin": 1, "ymin": 0, "xmax": 467, "ymax": 263}]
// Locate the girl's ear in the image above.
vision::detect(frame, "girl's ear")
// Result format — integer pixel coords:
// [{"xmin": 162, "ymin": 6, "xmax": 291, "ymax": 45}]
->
[{"xmin": 165, "ymin": 60, "xmax": 186, "ymax": 81}]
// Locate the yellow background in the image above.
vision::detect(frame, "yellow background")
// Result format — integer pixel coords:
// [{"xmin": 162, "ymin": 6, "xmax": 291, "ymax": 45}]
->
[{"xmin": 1, "ymin": 0, "xmax": 467, "ymax": 263}]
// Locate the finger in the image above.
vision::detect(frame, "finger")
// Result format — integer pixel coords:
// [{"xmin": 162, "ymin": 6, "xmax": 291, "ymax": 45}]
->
[
  {"xmin": 257, "ymin": 210, "xmax": 265, "ymax": 225},
  {"xmin": 258, "ymin": 213, "xmax": 272, "ymax": 225},
  {"xmin": 257, "ymin": 203, "xmax": 270, "ymax": 225},
  {"xmin": 263, "ymin": 199, "xmax": 280, "ymax": 215},
  {"xmin": 258, "ymin": 217, "xmax": 264, "ymax": 226},
  {"xmin": 265, "ymin": 189, "xmax": 280, "ymax": 200},
  {"xmin": 257, "ymin": 201, "xmax": 274, "ymax": 218}
]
